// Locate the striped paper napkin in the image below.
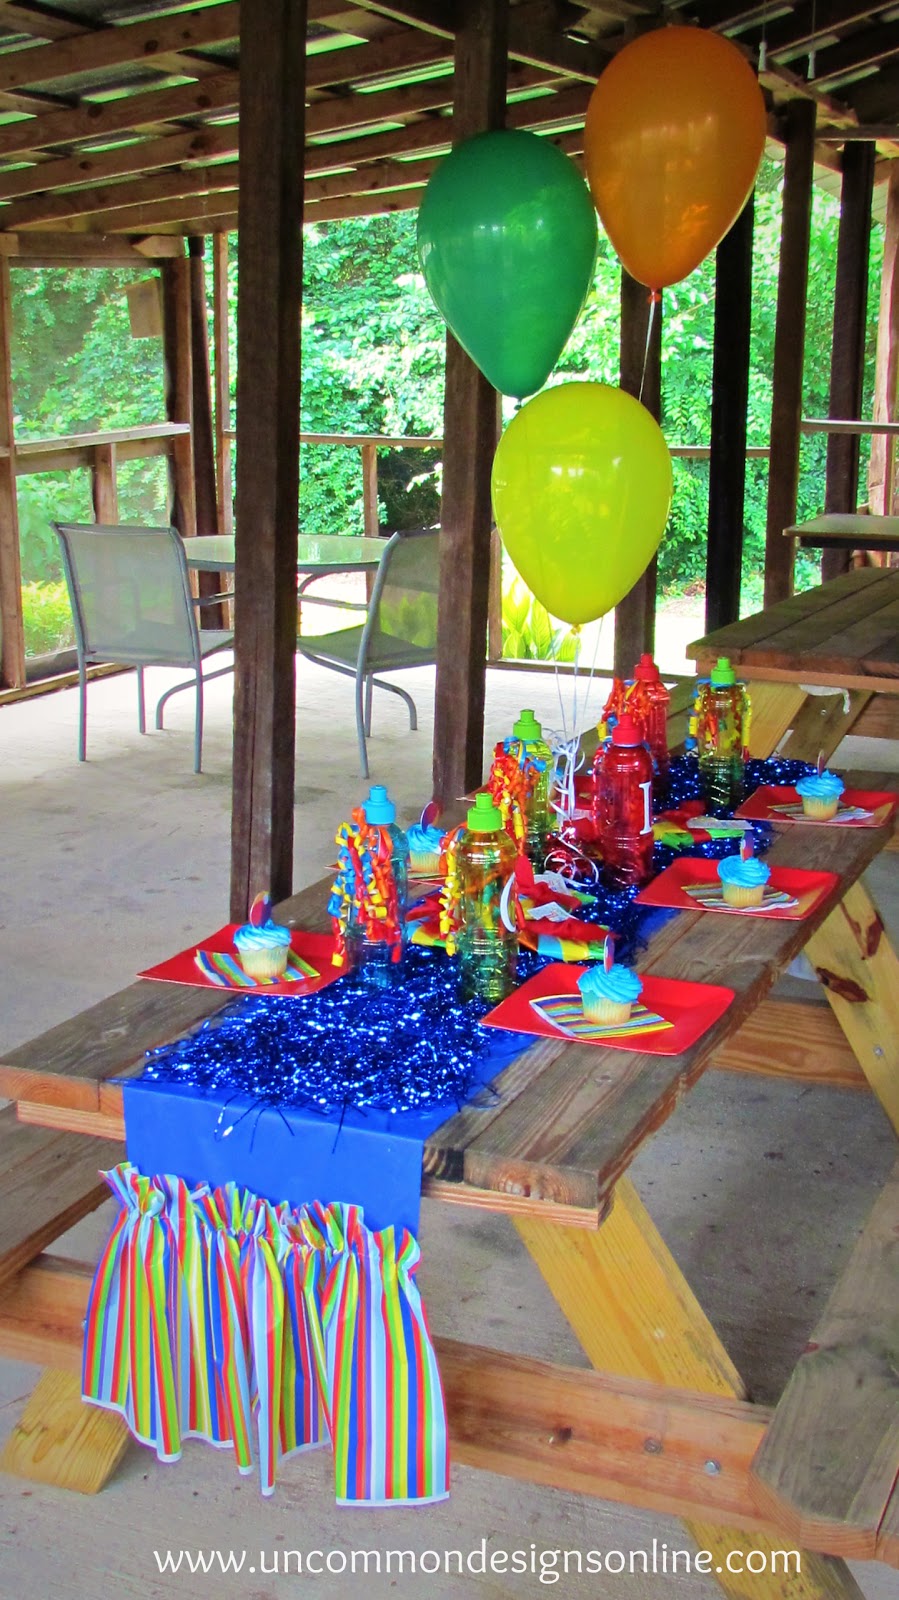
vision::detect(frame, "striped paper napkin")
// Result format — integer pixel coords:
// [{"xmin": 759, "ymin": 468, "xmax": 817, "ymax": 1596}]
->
[
  {"xmin": 530, "ymin": 995, "xmax": 673, "ymax": 1042},
  {"xmin": 193, "ymin": 948, "xmax": 320, "ymax": 989},
  {"xmin": 683, "ymin": 882, "xmax": 798, "ymax": 912}
]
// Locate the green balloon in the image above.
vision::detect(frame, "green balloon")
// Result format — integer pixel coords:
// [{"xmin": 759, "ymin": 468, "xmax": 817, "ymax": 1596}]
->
[{"xmin": 417, "ymin": 129, "xmax": 598, "ymax": 399}]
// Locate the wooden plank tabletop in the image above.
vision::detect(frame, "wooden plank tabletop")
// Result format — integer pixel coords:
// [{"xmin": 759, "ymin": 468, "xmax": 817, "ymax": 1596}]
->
[
  {"xmin": 785, "ymin": 514, "xmax": 899, "ymax": 551},
  {"xmin": 688, "ymin": 567, "xmax": 899, "ymax": 685},
  {"xmin": 0, "ymin": 809, "xmax": 890, "ymax": 1220}
]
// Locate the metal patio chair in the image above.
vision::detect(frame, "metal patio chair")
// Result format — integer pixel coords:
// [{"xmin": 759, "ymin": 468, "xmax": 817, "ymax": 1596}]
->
[
  {"xmin": 296, "ymin": 526, "xmax": 440, "ymax": 777},
  {"xmin": 54, "ymin": 521, "xmax": 234, "ymax": 774}
]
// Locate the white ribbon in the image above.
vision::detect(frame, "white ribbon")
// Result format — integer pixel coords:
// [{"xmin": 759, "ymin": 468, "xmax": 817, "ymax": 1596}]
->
[{"xmin": 548, "ymin": 730, "xmax": 585, "ymax": 823}]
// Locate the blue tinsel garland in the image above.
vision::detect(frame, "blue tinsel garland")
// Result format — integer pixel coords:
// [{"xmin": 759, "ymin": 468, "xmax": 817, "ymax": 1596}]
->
[{"xmin": 140, "ymin": 755, "xmax": 815, "ymax": 1121}]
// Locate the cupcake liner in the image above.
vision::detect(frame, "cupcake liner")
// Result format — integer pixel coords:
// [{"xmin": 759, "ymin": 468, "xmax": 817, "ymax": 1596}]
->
[
  {"xmin": 720, "ymin": 883, "xmax": 766, "ymax": 907},
  {"xmin": 235, "ymin": 944, "xmax": 290, "ymax": 980}
]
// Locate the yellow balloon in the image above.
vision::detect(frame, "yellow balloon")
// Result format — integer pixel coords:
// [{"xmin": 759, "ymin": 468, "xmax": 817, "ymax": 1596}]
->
[{"xmin": 491, "ymin": 382, "xmax": 672, "ymax": 626}]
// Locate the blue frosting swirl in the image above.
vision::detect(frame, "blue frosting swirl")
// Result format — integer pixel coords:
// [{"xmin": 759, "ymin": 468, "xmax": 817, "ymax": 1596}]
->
[
  {"xmin": 234, "ymin": 920, "xmax": 291, "ymax": 952},
  {"xmin": 578, "ymin": 962, "xmax": 643, "ymax": 1006},
  {"xmin": 795, "ymin": 770, "xmax": 845, "ymax": 802},
  {"xmin": 717, "ymin": 854, "xmax": 770, "ymax": 888},
  {"xmin": 406, "ymin": 822, "xmax": 445, "ymax": 858}
]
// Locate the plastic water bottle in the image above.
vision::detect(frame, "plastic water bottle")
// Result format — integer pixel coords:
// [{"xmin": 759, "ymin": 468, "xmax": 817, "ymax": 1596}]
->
[
  {"xmin": 691, "ymin": 657, "xmax": 750, "ymax": 815},
  {"xmin": 509, "ymin": 708, "xmax": 553, "ymax": 868},
  {"xmin": 593, "ymin": 713, "xmax": 654, "ymax": 888},
  {"xmin": 630, "ymin": 653, "xmax": 670, "ymax": 794},
  {"xmin": 347, "ymin": 784, "xmax": 409, "ymax": 989},
  {"xmin": 456, "ymin": 791, "xmax": 518, "ymax": 1003}
]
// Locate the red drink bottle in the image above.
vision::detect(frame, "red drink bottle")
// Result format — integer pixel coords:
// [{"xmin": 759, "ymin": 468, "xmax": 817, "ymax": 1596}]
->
[
  {"xmin": 594, "ymin": 713, "xmax": 654, "ymax": 887},
  {"xmin": 632, "ymin": 653, "xmax": 670, "ymax": 790}
]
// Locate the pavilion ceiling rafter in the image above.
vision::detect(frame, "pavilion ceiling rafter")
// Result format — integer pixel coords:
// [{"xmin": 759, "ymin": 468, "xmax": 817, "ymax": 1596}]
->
[{"xmin": 0, "ymin": 0, "xmax": 894, "ymax": 244}]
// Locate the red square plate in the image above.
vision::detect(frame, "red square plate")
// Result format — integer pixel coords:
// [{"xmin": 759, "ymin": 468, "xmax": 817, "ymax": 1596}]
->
[
  {"xmin": 483, "ymin": 963, "xmax": 734, "ymax": 1056},
  {"xmin": 139, "ymin": 925, "xmax": 342, "ymax": 997},
  {"xmin": 735, "ymin": 785, "xmax": 897, "ymax": 829},
  {"xmin": 635, "ymin": 858, "xmax": 839, "ymax": 920}
]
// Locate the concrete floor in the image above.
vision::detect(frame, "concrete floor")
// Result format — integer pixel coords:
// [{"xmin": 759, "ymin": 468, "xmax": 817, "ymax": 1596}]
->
[{"xmin": 0, "ymin": 661, "xmax": 896, "ymax": 1600}]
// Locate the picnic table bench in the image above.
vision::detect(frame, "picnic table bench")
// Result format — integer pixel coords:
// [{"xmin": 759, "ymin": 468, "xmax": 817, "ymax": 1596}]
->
[
  {"xmin": 688, "ymin": 566, "xmax": 899, "ymax": 761},
  {"xmin": 0, "ymin": 782, "xmax": 897, "ymax": 1596}
]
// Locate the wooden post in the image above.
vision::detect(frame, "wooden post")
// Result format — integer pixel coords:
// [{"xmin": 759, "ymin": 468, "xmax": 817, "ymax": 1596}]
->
[
  {"xmin": 360, "ymin": 440, "xmax": 379, "ymax": 538},
  {"xmin": 764, "ymin": 98, "xmax": 816, "ymax": 606},
  {"xmin": 706, "ymin": 197, "xmax": 754, "ymax": 632},
  {"xmin": 868, "ymin": 163, "xmax": 899, "ymax": 524},
  {"xmin": 91, "ymin": 442, "xmax": 118, "ymax": 524},
  {"xmin": 614, "ymin": 269, "xmax": 661, "ymax": 674},
  {"xmin": 823, "ymin": 142, "xmax": 875, "ymax": 581},
  {"xmin": 432, "ymin": 0, "xmax": 507, "ymax": 804},
  {"xmin": 161, "ymin": 254, "xmax": 197, "ymax": 540},
  {"xmin": 230, "ymin": 0, "xmax": 306, "ymax": 920},
  {"xmin": 487, "ymin": 524, "xmax": 503, "ymax": 662},
  {"xmin": 212, "ymin": 231, "xmax": 233, "ymax": 538},
  {"xmin": 188, "ymin": 235, "xmax": 225, "ymax": 623},
  {"xmin": 0, "ymin": 255, "xmax": 24, "ymax": 688}
]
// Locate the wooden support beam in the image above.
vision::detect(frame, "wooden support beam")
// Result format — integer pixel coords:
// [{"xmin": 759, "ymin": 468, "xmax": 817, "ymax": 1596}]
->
[
  {"xmin": 614, "ymin": 269, "xmax": 661, "ymax": 673},
  {"xmin": 706, "ymin": 197, "xmax": 754, "ymax": 632},
  {"xmin": 2, "ymin": 161, "xmax": 240, "ymax": 231},
  {"xmin": 432, "ymin": 0, "xmax": 507, "ymax": 804},
  {"xmin": 517, "ymin": 1180, "xmax": 871, "ymax": 1597},
  {"xmin": 230, "ymin": 0, "xmax": 306, "ymax": 920},
  {"xmin": 90, "ymin": 441, "xmax": 117, "ymax": 525},
  {"xmin": 823, "ymin": 142, "xmax": 876, "ymax": 580},
  {"xmin": 0, "ymin": 1369, "xmax": 132, "ymax": 1495},
  {"xmin": 805, "ymin": 878, "xmax": 899, "ymax": 1133},
  {"xmin": 0, "ymin": 70, "xmax": 239, "ymax": 164},
  {"xmin": 750, "ymin": 1159, "xmax": 899, "ymax": 1562},
  {"xmin": 160, "ymin": 255, "xmax": 196, "ymax": 541},
  {"xmin": 764, "ymin": 98, "xmax": 817, "ymax": 607},
  {"xmin": 0, "ymin": 3, "xmax": 240, "ymax": 95},
  {"xmin": 868, "ymin": 162, "xmax": 899, "ymax": 519},
  {"xmin": 0, "ymin": 251, "xmax": 23, "ymax": 688},
  {"xmin": 212, "ymin": 232, "xmax": 233, "ymax": 540},
  {"xmin": 188, "ymin": 236, "xmax": 225, "ymax": 624}
]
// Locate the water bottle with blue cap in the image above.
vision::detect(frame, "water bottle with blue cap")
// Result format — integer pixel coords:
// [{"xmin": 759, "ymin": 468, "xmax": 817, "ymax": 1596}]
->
[{"xmin": 347, "ymin": 784, "xmax": 410, "ymax": 989}]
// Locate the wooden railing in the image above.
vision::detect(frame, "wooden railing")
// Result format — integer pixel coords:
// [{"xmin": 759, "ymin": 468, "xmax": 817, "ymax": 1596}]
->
[
  {"xmin": 3, "ymin": 421, "xmax": 190, "ymax": 524},
  {"xmin": 222, "ymin": 428, "xmax": 442, "ymax": 538}
]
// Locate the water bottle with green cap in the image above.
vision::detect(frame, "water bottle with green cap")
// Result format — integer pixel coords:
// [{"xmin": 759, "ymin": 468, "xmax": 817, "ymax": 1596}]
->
[
  {"xmin": 690, "ymin": 656, "xmax": 751, "ymax": 815},
  {"xmin": 456, "ymin": 790, "xmax": 518, "ymax": 1003},
  {"xmin": 347, "ymin": 784, "xmax": 410, "ymax": 989},
  {"xmin": 509, "ymin": 708, "xmax": 553, "ymax": 868}
]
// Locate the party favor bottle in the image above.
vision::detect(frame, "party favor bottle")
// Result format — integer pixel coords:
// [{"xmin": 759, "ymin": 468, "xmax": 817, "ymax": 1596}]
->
[
  {"xmin": 456, "ymin": 791, "xmax": 518, "ymax": 1003},
  {"xmin": 510, "ymin": 708, "xmax": 553, "ymax": 868},
  {"xmin": 692, "ymin": 657, "xmax": 750, "ymax": 815},
  {"xmin": 594, "ymin": 713, "xmax": 654, "ymax": 888},
  {"xmin": 631, "ymin": 653, "xmax": 670, "ymax": 793},
  {"xmin": 347, "ymin": 784, "xmax": 409, "ymax": 989}
]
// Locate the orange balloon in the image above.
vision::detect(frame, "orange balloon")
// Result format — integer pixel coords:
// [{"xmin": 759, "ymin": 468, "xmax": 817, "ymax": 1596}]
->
[{"xmin": 584, "ymin": 28, "xmax": 766, "ymax": 290}]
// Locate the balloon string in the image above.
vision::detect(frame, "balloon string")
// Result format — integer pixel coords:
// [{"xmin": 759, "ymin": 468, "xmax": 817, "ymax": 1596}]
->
[
  {"xmin": 639, "ymin": 290, "xmax": 661, "ymax": 408},
  {"xmin": 547, "ymin": 616, "xmax": 604, "ymax": 822}
]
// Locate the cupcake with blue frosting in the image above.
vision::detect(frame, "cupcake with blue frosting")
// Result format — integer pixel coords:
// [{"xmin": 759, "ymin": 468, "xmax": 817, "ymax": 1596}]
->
[
  {"xmin": 717, "ymin": 845, "xmax": 770, "ymax": 907},
  {"xmin": 578, "ymin": 941, "xmax": 643, "ymax": 1026},
  {"xmin": 233, "ymin": 892, "xmax": 291, "ymax": 979},
  {"xmin": 795, "ymin": 767, "xmax": 845, "ymax": 821},
  {"xmin": 407, "ymin": 819, "xmax": 446, "ymax": 875}
]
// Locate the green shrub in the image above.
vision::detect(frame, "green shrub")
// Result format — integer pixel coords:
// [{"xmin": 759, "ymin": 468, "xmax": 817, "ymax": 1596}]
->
[
  {"xmin": 501, "ymin": 575, "xmax": 579, "ymax": 662},
  {"xmin": 22, "ymin": 580, "xmax": 74, "ymax": 657}
]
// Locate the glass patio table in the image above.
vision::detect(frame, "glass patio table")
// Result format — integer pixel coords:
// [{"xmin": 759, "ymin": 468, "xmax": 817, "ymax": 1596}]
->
[{"xmin": 181, "ymin": 533, "xmax": 386, "ymax": 575}]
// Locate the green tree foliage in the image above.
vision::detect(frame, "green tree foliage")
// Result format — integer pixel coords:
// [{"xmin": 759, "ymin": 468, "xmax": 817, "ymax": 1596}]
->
[{"xmin": 7, "ymin": 159, "xmax": 885, "ymax": 655}]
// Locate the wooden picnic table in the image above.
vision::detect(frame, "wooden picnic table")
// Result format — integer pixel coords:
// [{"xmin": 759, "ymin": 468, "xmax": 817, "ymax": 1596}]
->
[
  {"xmin": 784, "ymin": 514, "xmax": 899, "ymax": 554},
  {"xmin": 0, "ymin": 775, "xmax": 897, "ymax": 1591},
  {"xmin": 688, "ymin": 566, "xmax": 899, "ymax": 762}
]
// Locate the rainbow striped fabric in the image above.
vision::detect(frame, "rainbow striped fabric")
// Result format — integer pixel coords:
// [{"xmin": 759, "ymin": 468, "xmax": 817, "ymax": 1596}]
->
[{"xmin": 82, "ymin": 1165, "xmax": 448, "ymax": 1505}]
